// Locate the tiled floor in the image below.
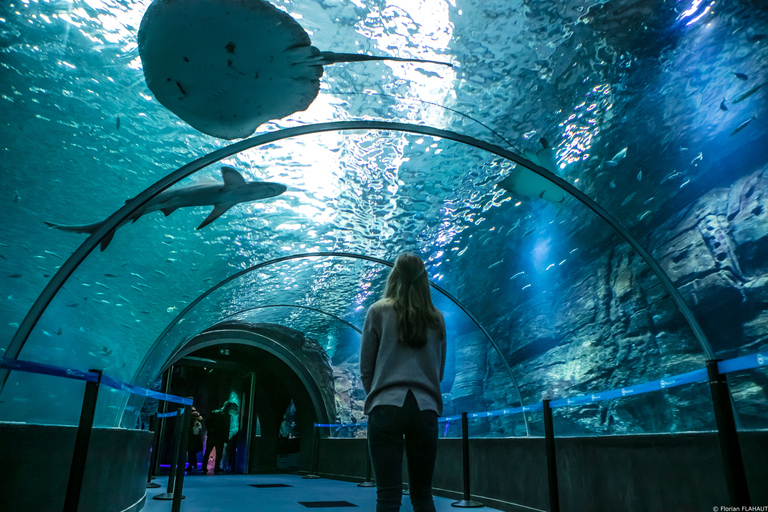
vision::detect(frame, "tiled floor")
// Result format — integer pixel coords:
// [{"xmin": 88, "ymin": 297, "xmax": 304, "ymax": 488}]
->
[{"xmin": 142, "ymin": 473, "xmax": 500, "ymax": 512}]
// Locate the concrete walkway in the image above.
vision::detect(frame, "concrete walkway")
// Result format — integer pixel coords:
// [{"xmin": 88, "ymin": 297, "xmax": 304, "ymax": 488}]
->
[{"xmin": 142, "ymin": 473, "xmax": 500, "ymax": 511}]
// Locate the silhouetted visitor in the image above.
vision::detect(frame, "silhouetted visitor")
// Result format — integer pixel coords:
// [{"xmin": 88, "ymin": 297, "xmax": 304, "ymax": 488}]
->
[
  {"xmin": 360, "ymin": 252, "xmax": 446, "ymax": 512},
  {"xmin": 186, "ymin": 406, "xmax": 203, "ymax": 474},
  {"xmin": 225, "ymin": 430, "xmax": 238, "ymax": 472},
  {"xmin": 202, "ymin": 401, "xmax": 237, "ymax": 474}
]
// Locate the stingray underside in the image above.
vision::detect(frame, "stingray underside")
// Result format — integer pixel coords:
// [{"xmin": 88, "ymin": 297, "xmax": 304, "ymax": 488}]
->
[{"xmin": 138, "ymin": 0, "xmax": 325, "ymax": 139}]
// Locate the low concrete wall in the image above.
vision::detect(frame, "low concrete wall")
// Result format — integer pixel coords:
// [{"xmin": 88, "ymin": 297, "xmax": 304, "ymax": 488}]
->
[
  {"xmin": 0, "ymin": 422, "xmax": 153, "ymax": 512},
  {"xmin": 316, "ymin": 431, "xmax": 768, "ymax": 511}
]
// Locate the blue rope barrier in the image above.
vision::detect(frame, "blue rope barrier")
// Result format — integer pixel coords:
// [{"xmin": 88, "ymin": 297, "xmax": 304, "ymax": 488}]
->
[
  {"xmin": 315, "ymin": 422, "xmax": 368, "ymax": 428},
  {"xmin": 4, "ymin": 349, "xmax": 765, "ymax": 427},
  {"xmin": 311, "ymin": 350, "xmax": 767, "ymax": 429},
  {"xmin": 0, "ymin": 356, "xmax": 98, "ymax": 382},
  {"xmin": 100, "ymin": 375, "xmax": 193, "ymax": 405},
  {"xmin": 157, "ymin": 409, "xmax": 184, "ymax": 418},
  {"xmin": 0, "ymin": 357, "xmax": 192, "ymax": 405},
  {"xmin": 718, "ymin": 351, "xmax": 766, "ymax": 374},
  {"xmin": 549, "ymin": 368, "xmax": 709, "ymax": 408}
]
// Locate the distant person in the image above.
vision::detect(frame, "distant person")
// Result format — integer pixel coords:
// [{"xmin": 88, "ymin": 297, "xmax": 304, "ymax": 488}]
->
[
  {"xmin": 360, "ymin": 252, "xmax": 446, "ymax": 512},
  {"xmin": 202, "ymin": 401, "xmax": 237, "ymax": 474},
  {"xmin": 279, "ymin": 419, "xmax": 290, "ymax": 438},
  {"xmin": 186, "ymin": 407, "xmax": 203, "ymax": 474},
  {"xmin": 224, "ymin": 408, "xmax": 240, "ymax": 474},
  {"xmin": 225, "ymin": 430, "xmax": 238, "ymax": 472}
]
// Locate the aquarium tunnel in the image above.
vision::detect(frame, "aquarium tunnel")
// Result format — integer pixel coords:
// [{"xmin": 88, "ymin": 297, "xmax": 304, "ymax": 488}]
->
[{"xmin": 1, "ymin": 0, "xmax": 767, "ymax": 511}]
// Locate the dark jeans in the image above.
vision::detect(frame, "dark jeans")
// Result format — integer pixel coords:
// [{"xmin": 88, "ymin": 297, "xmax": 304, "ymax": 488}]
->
[{"xmin": 368, "ymin": 391, "xmax": 438, "ymax": 512}]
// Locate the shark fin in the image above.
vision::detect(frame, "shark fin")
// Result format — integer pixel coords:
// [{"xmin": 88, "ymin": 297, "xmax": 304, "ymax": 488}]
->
[
  {"xmin": 197, "ymin": 203, "xmax": 235, "ymax": 229},
  {"xmin": 161, "ymin": 207, "xmax": 180, "ymax": 217},
  {"xmin": 221, "ymin": 166, "xmax": 246, "ymax": 187},
  {"xmin": 100, "ymin": 230, "xmax": 116, "ymax": 251},
  {"xmin": 536, "ymin": 147, "xmax": 558, "ymax": 173},
  {"xmin": 523, "ymin": 149, "xmax": 541, "ymax": 167}
]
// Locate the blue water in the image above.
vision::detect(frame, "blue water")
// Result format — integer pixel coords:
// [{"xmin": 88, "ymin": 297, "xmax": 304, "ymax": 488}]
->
[{"xmin": 0, "ymin": 0, "xmax": 767, "ymax": 434}]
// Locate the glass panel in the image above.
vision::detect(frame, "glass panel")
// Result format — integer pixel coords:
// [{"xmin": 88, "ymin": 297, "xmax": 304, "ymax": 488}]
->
[
  {"xmin": 2, "ymin": 0, "xmax": 767, "ymax": 437},
  {"xmin": 0, "ymin": 370, "xmax": 132, "ymax": 428}
]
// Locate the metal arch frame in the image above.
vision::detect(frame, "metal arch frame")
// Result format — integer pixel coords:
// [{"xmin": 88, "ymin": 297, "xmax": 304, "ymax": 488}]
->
[
  {"xmin": 2, "ymin": 120, "xmax": 714, "ymax": 404},
  {"xmin": 131, "ymin": 252, "xmax": 532, "ymax": 436},
  {"xmin": 216, "ymin": 304, "xmax": 364, "ymax": 334},
  {"xmin": 154, "ymin": 302, "xmax": 363, "ymax": 391},
  {"xmin": 164, "ymin": 329, "xmax": 333, "ymax": 425}
]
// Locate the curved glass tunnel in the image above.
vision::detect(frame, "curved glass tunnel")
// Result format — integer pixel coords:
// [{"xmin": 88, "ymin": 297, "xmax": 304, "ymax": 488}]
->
[
  {"xmin": 3, "ymin": 121, "xmax": 766, "ymax": 438},
  {"xmin": 1, "ymin": 0, "xmax": 768, "ymax": 454}
]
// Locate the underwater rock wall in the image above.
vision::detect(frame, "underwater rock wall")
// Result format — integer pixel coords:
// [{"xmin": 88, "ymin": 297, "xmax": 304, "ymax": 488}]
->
[{"xmin": 444, "ymin": 163, "xmax": 768, "ymax": 436}]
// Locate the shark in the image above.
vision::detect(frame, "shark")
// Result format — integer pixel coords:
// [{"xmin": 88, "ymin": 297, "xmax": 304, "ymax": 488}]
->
[{"xmin": 45, "ymin": 166, "xmax": 286, "ymax": 250}]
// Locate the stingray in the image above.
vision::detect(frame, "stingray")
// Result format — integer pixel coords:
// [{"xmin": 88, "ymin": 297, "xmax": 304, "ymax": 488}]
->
[
  {"xmin": 498, "ymin": 138, "xmax": 566, "ymax": 204},
  {"xmin": 138, "ymin": 0, "xmax": 452, "ymax": 139}
]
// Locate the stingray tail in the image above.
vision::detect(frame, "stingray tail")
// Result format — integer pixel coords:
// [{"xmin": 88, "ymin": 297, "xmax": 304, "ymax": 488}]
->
[{"xmin": 318, "ymin": 51, "xmax": 453, "ymax": 68}]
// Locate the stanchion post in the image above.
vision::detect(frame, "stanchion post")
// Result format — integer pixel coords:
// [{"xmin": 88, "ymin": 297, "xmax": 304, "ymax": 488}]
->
[
  {"xmin": 63, "ymin": 369, "xmax": 102, "ymax": 512},
  {"xmin": 302, "ymin": 425, "xmax": 321, "ymax": 479},
  {"xmin": 706, "ymin": 360, "xmax": 751, "ymax": 506},
  {"xmin": 543, "ymin": 399, "xmax": 560, "ymax": 512},
  {"xmin": 147, "ymin": 415, "xmax": 162, "ymax": 488},
  {"xmin": 403, "ymin": 453, "xmax": 410, "ymax": 495},
  {"xmin": 171, "ymin": 403, "xmax": 192, "ymax": 512},
  {"xmin": 154, "ymin": 408, "xmax": 184, "ymax": 500},
  {"xmin": 451, "ymin": 412, "xmax": 483, "ymax": 508},
  {"xmin": 153, "ymin": 367, "xmax": 173, "ymax": 477}
]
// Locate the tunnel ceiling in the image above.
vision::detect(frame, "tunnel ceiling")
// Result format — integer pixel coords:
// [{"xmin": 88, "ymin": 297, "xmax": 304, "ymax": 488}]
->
[{"xmin": 1, "ymin": 0, "xmax": 767, "ymax": 433}]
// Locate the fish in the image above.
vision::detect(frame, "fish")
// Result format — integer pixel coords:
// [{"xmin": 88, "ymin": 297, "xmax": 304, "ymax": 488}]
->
[
  {"xmin": 137, "ymin": 0, "xmax": 452, "ymax": 139},
  {"xmin": 116, "ymin": 116, "xmax": 121, "ymax": 130},
  {"xmin": 607, "ymin": 147, "xmax": 628, "ymax": 166},
  {"xmin": 730, "ymin": 116, "xmax": 756, "ymax": 136},
  {"xmin": 45, "ymin": 166, "xmax": 286, "ymax": 250},
  {"xmin": 14, "ymin": 191, "xmax": 21, "ymax": 202},
  {"xmin": 746, "ymin": 33, "xmax": 767, "ymax": 43},
  {"xmin": 733, "ymin": 82, "xmax": 765, "ymax": 104},
  {"xmin": 734, "ymin": 72, "xmax": 749, "ymax": 80},
  {"xmin": 720, "ymin": 98, "xmax": 728, "ymax": 111}
]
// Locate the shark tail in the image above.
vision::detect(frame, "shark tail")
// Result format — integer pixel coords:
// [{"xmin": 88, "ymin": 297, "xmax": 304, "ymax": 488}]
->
[
  {"xmin": 318, "ymin": 51, "xmax": 453, "ymax": 68},
  {"xmin": 45, "ymin": 220, "xmax": 104, "ymax": 234},
  {"xmin": 45, "ymin": 220, "xmax": 116, "ymax": 251}
]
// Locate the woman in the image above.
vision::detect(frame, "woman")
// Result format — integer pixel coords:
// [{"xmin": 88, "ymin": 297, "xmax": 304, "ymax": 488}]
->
[{"xmin": 360, "ymin": 252, "xmax": 447, "ymax": 512}]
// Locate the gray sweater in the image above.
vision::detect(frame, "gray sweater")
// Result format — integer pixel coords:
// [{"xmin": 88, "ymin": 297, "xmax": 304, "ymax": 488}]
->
[{"xmin": 360, "ymin": 299, "xmax": 446, "ymax": 415}]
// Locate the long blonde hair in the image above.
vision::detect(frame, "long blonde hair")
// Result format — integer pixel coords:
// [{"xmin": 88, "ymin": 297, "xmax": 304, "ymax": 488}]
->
[{"xmin": 384, "ymin": 252, "xmax": 444, "ymax": 347}]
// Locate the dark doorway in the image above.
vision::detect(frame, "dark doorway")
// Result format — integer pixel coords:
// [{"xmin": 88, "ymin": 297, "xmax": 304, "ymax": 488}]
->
[{"xmin": 164, "ymin": 340, "xmax": 323, "ymax": 474}]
